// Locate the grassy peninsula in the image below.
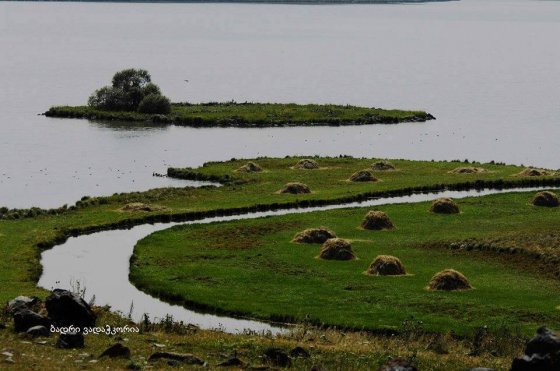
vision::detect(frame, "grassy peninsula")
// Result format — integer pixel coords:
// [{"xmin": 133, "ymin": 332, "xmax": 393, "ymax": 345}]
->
[
  {"xmin": 45, "ymin": 102, "xmax": 435, "ymax": 128},
  {"xmin": 1, "ymin": 157, "xmax": 559, "ymax": 370}
]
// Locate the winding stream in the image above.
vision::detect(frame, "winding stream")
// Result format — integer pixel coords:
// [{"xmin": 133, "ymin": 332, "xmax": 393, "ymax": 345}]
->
[{"xmin": 38, "ymin": 186, "xmax": 553, "ymax": 335}]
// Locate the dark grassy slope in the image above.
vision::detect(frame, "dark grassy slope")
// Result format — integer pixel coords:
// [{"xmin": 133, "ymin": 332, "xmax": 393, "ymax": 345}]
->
[
  {"xmin": 44, "ymin": 102, "xmax": 434, "ymax": 127},
  {"xmin": 131, "ymin": 191, "xmax": 560, "ymax": 336}
]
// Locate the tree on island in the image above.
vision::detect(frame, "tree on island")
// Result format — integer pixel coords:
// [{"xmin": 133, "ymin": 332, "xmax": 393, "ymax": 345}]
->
[{"xmin": 88, "ymin": 68, "xmax": 171, "ymax": 114}]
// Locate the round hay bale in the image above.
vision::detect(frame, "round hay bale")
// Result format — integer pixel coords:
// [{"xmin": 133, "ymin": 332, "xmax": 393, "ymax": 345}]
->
[
  {"xmin": 518, "ymin": 168, "xmax": 552, "ymax": 177},
  {"xmin": 319, "ymin": 238, "xmax": 355, "ymax": 260},
  {"xmin": 367, "ymin": 255, "xmax": 406, "ymax": 276},
  {"xmin": 120, "ymin": 203, "xmax": 165, "ymax": 212},
  {"xmin": 450, "ymin": 167, "xmax": 487, "ymax": 174},
  {"xmin": 293, "ymin": 159, "xmax": 319, "ymax": 170},
  {"xmin": 293, "ymin": 227, "xmax": 337, "ymax": 244},
  {"xmin": 532, "ymin": 191, "xmax": 560, "ymax": 207},
  {"xmin": 279, "ymin": 182, "xmax": 311, "ymax": 194},
  {"xmin": 428, "ymin": 269, "xmax": 471, "ymax": 291},
  {"xmin": 429, "ymin": 198, "xmax": 460, "ymax": 214},
  {"xmin": 236, "ymin": 161, "xmax": 263, "ymax": 173},
  {"xmin": 349, "ymin": 170, "xmax": 377, "ymax": 182},
  {"xmin": 372, "ymin": 161, "xmax": 396, "ymax": 171},
  {"xmin": 361, "ymin": 211, "xmax": 395, "ymax": 230}
]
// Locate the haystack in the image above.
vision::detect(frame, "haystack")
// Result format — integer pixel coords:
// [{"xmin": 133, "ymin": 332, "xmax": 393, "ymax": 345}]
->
[
  {"xmin": 236, "ymin": 161, "xmax": 263, "ymax": 173},
  {"xmin": 532, "ymin": 191, "xmax": 560, "ymax": 207},
  {"xmin": 517, "ymin": 168, "xmax": 553, "ymax": 177},
  {"xmin": 367, "ymin": 255, "xmax": 406, "ymax": 276},
  {"xmin": 429, "ymin": 198, "xmax": 460, "ymax": 214},
  {"xmin": 292, "ymin": 227, "xmax": 337, "ymax": 244},
  {"xmin": 450, "ymin": 167, "xmax": 487, "ymax": 174},
  {"xmin": 349, "ymin": 170, "xmax": 377, "ymax": 182},
  {"xmin": 279, "ymin": 182, "xmax": 311, "ymax": 194},
  {"xmin": 319, "ymin": 238, "xmax": 355, "ymax": 260},
  {"xmin": 372, "ymin": 161, "xmax": 396, "ymax": 171},
  {"xmin": 428, "ymin": 269, "xmax": 471, "ymax": 291},
  {"xmin": 293, "ymin": 159, "xmax": 319, "ymax": 170},
  {"xmin": 361, "ymin": 211, "xmax": 395, "ymax": 230},
  {"xmin": 120, "ymin": 202, "xmax": 165, "ymax": 212}
]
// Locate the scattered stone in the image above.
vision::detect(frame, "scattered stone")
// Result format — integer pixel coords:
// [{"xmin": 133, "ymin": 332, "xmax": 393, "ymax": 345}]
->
[
  {"xmin": 26, "ymin": 325, "xmax": 50, "ymax": 337},
  {"xmin": 532, "ymin": 191, "xmax": 559, "ymax": 207},
  {"xmin": 45, "ymin": 289, "xmax": 96, "ymax": 328},
  {"xmin": 126, "ymin": 360, "xmax": 142, "ymax": 370},
  {"xmin": 524, "ymin": 326, "xmax": 560, "ymax": 357},
  {"xmin": 7, "ymin": 296, "xmax": 39, "ymax": 314},
  {"xmin": 361, "ymin": 210, "xmax": 395, "ymax": 230},
  {"xmin": 56, "ymin": 332, "xmax": 85, "ymax": 349},
  {"xmin": 379, "ymin": 358, "xmax": 418, "ymax": 371},
  {"xmin": 292, "ymin": 227, "xmax": 337, "ymax": 244},
  {"xmin": 368, "ymin": 255, "xmax": 406, "ymax": 276},
  {"xmin": 372, "ymin": 161, "xmax": 396, "ymax": 171},
  {"xmin": 450, "ymin": 167, "xmax": 488, "ymax": 174},
  {"xmin": 349, "ymin": 170, "xmax": 377, "ymax": 182},
  {"xmin": 120, "ymin": 202, "xmax": 166, "ymax": 212},
  {"xmin": 517, "ymin": 168, "xmax": 554, "ymax": 177},
  {"xmin": 217, "ymin": 356, "xmax": 246, "ymax": 367},
  {"xmin": 237, "ymin": 162, "xmax": 263, "ymax": 173},
  {"xmin": 148, "ymin": 352, "xmax": 205, "ymax": 365},
  {"xmin": 153, "ymin": 343, "xmax": 166, "ymax": 348},
  {"xmin": 263, "ymin": 347, "xmax": 291, "ymax": 367},
  {"xmin": 429, "ymin": 198, "xmax": 460, "ymax": 214},
  {"xmin": 99, "ymin": 343, "xmax": 131, "ymax": 359},
  {"xmin": 319, "ymin": 238, "xmax": 355, "ymax": 261},
  {"xmin": 428, "ymin": 269, "xmax": 472, "ymax": 291},
  {"xmin": 35, "ymin": 341, "xmax": 48, "ymax": 346},
  {"xmin": 13, "ymin": 309, "xmax": 50, "ymax": 333},
  {"xmin": 279, "ymin": 182, "xmax": 311, "ymax": 194},
  {"xmin": 290, "ymin": 346, "xmax": 310, "ymax": 358},
  {"xmin": 293, "ymin": 159, "xmax": 319, "ymax": 169}
]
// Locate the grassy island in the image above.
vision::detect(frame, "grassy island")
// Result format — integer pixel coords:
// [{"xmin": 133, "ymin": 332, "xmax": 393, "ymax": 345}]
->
[
  {"xmin": 1, "ymin": 157, "xmax": 560, "ymax": 369},
  {"xmin": 44, "ymin": 102, "xmax": 435, "ymax": 127}
]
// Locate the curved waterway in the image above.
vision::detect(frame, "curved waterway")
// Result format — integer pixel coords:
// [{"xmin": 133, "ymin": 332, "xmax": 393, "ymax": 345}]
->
[{"xmin": 38, "ymin": 186, "xmax": 553, "ymax": 335}]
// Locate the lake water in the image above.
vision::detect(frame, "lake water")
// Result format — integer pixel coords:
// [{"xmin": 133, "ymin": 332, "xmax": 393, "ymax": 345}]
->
[{"xmin": 1, "ymin": 0, "xmax": 560, "ymax": 208}]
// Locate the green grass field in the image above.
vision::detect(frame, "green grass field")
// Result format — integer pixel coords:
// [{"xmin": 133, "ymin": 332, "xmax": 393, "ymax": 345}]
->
[
  {"xmin": 44, "ymin": 102, "xmax": 434, "ymax": 127},
  {"xmin": 130, "ymin": 191, "xmax": 560, "ymax": 337}
]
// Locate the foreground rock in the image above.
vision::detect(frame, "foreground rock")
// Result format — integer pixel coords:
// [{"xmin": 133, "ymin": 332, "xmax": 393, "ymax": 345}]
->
[
  {"xmin": 13, "ymin": 309, "xmax": 50, "ymax": 333},
  {"xmin": 56, "ymin": 332, "xmax": 84, "ymax": 349},
  {"xmin": 7, "ymin": 296, "xmax": 39, "ymax": 314},
  {"xmin": 148, "ymin": 352, "xmax": 205, "ymax": 365},
  {"xmin": 361, "ymin": 210, "xmax": 395, "ymax": 230},
  {"xmin": 263, "ymin": 347, "xmax": 291, "ymax": 367},
  {"xmin": 428, "ymin": 269, "xmax": 471, "ymax": 291},
  {"xmin": 292, "ymin": 227, "xmax": 336, "ymax": 244},
  {"xmin": 532, "ymin": 191, "xmax": 559, "ymax": 207},
  {"xmin": 26, "ymin": 325, "xmax": 50, "ymax": 337},
  {"xmin": 319, "ymin": 238, "xmax": 355, "ymax": 260},
  {"xmin": 46, "ymin": 289, "xmax": 96, "ymax": 328},
  {"xmin": 511, "ymin": 326, "xmax": 560, "ymax": 370},
  {"xmin": 368, "ymin": 255, "xmax": 406, "ymax": 276},
  {"xmin": 99, "ymin": 343, "xmax": 131, "ymax": 359}
]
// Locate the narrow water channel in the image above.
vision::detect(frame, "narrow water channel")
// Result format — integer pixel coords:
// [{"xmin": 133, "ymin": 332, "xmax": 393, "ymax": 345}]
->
[{"xmin": 38, "ymin": 186, "xmax": 553, "ymax": 335}]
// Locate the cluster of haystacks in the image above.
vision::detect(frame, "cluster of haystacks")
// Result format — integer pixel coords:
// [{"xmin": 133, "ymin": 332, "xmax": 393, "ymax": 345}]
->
[
  {"xmin": 120, "ymin": 203, "xmax": 166, "ymax": 212},
  {"xmin": 372, "ymin": 161, "xmax": 396, "ymax": 171},
  {"xmin": 236, "ymin": 161, "xmax": 263, "ymax": 173},
  {"xmin": 361, "ymin": 211, "xmax": 395, "ymax": 230},
  {"xmin": 367, "ymin": 255, "xmax": 406, "ymax": 276},
  {"xmin": 517, "ymin": 168, "xmax": 554, "ymax": 177},
  {"xmin": 532, "ymin": 191, "xmax": 560, "ymax": 207},
  {"xmin": 450, "ymin": 167, "xmax": 488, "ymax": 174},
  {"xmin": 293, "ymin": 159, "xmax": 319, "ymax": 170},
  {"xmin": 279, "ymin": 182, "xmax": 311, "ymax": 194},
  {"xmin": 427, "ymin": 269, "xmax": 471, "ymax": 291},
  {"xmin": 319, "ymin": 238, "xmax": 355, "ymax": 260},
  {"xmin": 349, "ymin": 170, "xmax": 377, "ymax": 182},
  {"xmin": 292, "ymin": 227, "xmax": 337, "ymax": 244},
  {"xmin": 429, "ymin": 198, "xmax": 460, "ymax": 214}
]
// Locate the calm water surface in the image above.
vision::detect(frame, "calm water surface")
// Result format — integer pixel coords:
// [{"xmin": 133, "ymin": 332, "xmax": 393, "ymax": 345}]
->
[{"xmin": 1, "ymin": 0, "xmax": 560, "ymax": 208}]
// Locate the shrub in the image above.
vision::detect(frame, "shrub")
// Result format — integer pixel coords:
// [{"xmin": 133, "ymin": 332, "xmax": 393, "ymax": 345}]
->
[{"xmin": 138, "ymin": 94, "xmax": 171, "ymax": 114}]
